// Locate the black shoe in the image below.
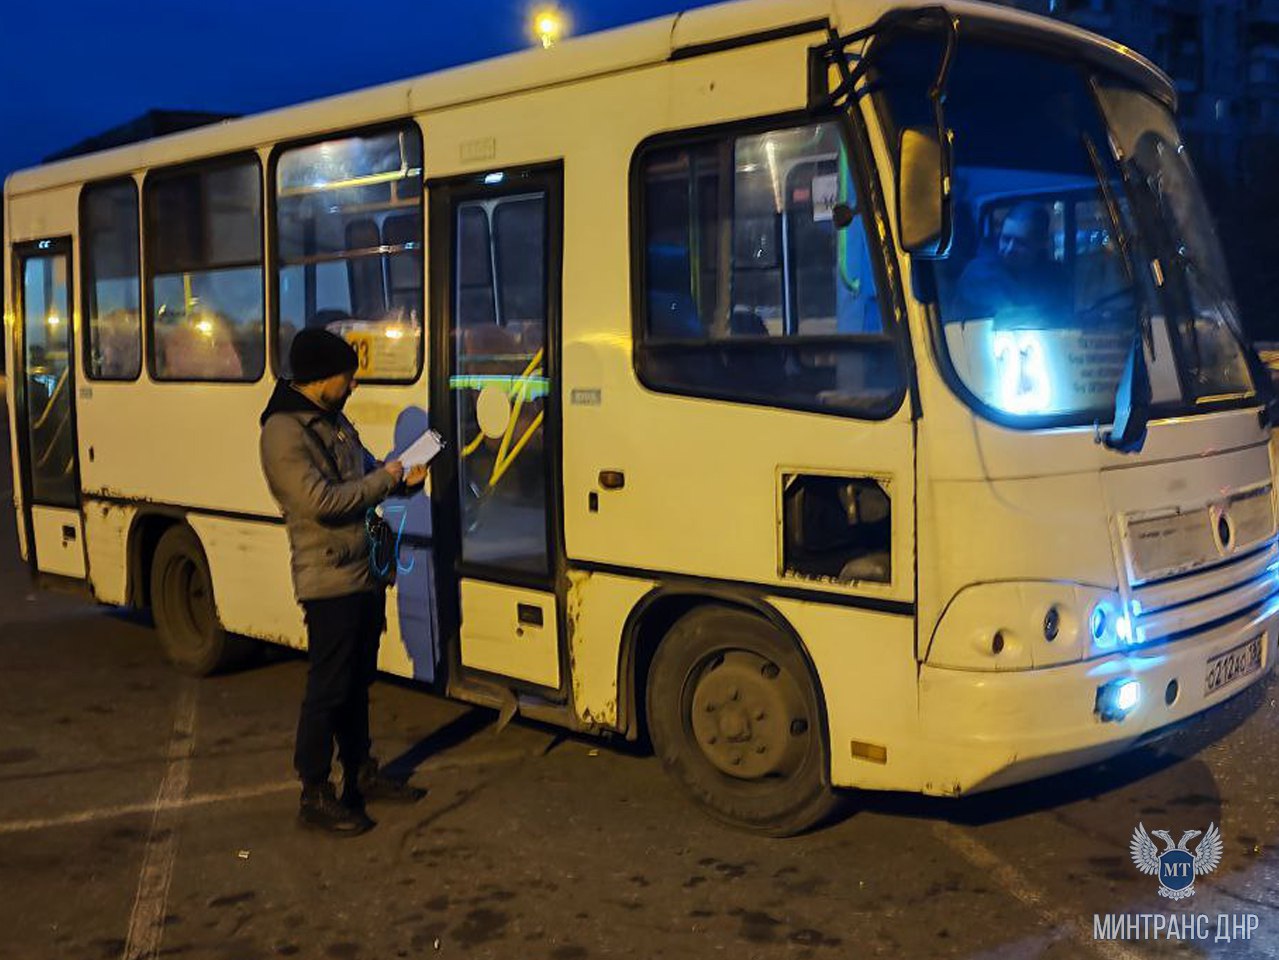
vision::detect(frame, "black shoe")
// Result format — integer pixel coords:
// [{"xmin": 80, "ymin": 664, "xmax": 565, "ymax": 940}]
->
[
  {"xmin": 298, "ymin": 782, "xmax": 375, "ymax": 836},
  {"xmin": 351, "ymin": 758, "xmax": 426, "ymax": 804}
]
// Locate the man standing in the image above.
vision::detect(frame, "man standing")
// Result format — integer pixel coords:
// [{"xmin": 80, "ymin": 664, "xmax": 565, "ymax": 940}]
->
[{"xmin": 260, "ymin": 329, "xmax": 427, "ymax": 835}]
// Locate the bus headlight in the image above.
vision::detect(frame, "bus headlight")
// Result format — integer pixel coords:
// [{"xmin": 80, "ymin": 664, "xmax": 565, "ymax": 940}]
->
[
  {"xmin": 1089, "ymin": 599, "xmax": 1134, "ymax": 652},
  {"xmin": 926, "ymin": 582, "xmax": 1117, "ymax": 670},
  {"xmin": 1089, "ymin": 605, "xmax": 1108, "ymax": 644}
]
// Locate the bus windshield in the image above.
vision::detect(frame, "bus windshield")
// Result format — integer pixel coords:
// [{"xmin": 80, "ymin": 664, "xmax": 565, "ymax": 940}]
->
[{"xmin": 872, "ymin": 34, "xmax": 1255, "ymax": 424}]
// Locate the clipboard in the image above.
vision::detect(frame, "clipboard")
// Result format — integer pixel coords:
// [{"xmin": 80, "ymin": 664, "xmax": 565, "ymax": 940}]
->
[{"xmin": 400, "ymin": 429, "xmax": 446, "ymax": 470}]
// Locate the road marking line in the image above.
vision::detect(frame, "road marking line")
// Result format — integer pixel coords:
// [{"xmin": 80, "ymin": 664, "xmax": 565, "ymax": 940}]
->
[
  {"xmin": 0, "ymin": 780, "xmax": 297, "ymax": 835},
  {"xmin": 0, "ymin": 741, "xmax": 547, "ymax": 835},
  {"xmin": 934, "ymin": 822, "xmax": 1149, "ymax": 960},
  {"xmin": 122, "ymin": 683, "xmax": 198, "ymax": 960}
]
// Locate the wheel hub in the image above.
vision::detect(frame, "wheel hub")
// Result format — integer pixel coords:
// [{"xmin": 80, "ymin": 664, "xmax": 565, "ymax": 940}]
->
[
  {"xmin": 690, "ymin": 650, "xmax": 809, "ymax": 779},
  {"xmin": 169, "ymin": 556, "xmax": 214, "ymax": 646}
]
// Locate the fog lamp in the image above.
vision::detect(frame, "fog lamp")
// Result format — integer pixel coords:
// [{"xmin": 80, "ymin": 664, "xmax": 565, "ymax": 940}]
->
[{"xmin": 1096, "ymin": 678, "xmax": 1142, "ymax": 722}]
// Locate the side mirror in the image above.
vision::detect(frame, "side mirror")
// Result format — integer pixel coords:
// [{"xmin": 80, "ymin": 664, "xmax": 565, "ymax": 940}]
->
[{"xmin": 897, "ymin": 127, "xmax": 951, "ymax": 257}]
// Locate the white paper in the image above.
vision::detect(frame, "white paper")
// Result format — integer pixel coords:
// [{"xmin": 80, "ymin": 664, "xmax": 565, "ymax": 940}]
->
[
  {"xmin": 811, "ymin": 174, "xmax": 838, "ymax": 222},
  {"xmin": 399, "ymin": 429, "xmax": 445, "ymax": 469}
]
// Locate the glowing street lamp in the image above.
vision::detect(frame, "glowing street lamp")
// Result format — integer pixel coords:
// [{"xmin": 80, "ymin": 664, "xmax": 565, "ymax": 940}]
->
[{"xmin": 533, "ymin": 7, "xmax": 566, "ymax": 48}]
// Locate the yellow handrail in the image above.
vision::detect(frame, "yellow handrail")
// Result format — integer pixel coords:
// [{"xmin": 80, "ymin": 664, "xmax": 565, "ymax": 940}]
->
[
  {"xmin": 489, "ymin": 411, "xmax": 544, "ymax": 488},
  {"xmin": 30, "ymin": 367, "xmax": 69, "ymax": 431},
  {"xmin": 459, "ymin": 349, "xmax": 545, "ymax": 480},
  {"xmin": 35, "ymin": 409, "xmax": 70, "ymax": 470},
  {"xmin": 492, "ymin": 349, "xmax": 543, "ymax": 474}
]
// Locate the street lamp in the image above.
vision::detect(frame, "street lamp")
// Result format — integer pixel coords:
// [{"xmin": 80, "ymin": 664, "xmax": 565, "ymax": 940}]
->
[{"xmin": 532, "ymin": 6, "xmax": 566, "ymax": 48}]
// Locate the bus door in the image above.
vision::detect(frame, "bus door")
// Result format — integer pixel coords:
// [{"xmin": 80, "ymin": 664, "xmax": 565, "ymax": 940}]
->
[
  {"xmin": 429, "ymin": 164, "xmax": 566, "ymax": 696},
  {"xmin": 11, "ymin": 238, "xmax": 86, "ymax": 579}
]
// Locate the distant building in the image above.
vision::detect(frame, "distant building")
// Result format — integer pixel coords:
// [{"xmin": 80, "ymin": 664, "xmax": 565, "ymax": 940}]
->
[
  {"xmin": 997, "ymin": 0, "xmax": 1279, "ymax": 180},
  {"xmin": 41, "ymin": 110, "xmax": 239, "ymax": 164}
]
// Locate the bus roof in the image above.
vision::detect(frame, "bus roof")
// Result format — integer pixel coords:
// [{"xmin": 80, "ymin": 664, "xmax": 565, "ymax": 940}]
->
[{"xmin": 6, "ymin": 0, "xmax": 1171, "ymax": 197}]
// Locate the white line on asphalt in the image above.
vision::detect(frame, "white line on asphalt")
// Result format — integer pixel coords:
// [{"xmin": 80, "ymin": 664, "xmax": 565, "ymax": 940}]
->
[
  {"xmin": 0, "ymin": 741, "xmax": 549, "ymax": 835},
  {"xmin": 0, "ymin": 780, "xmax": 297, "ymax": 835},
  {"xmin": 122, "ymin": 682, "xmax": 198, "ymax": 960},
  {"xmin": 934, "ymin": 822, "xmax": 1149, "ymax": 960}
]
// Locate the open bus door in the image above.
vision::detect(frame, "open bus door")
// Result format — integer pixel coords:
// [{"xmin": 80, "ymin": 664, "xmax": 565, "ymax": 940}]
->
[{"xmin": 11, "ymin": 238, "xmax": 86, "ymax": 579}]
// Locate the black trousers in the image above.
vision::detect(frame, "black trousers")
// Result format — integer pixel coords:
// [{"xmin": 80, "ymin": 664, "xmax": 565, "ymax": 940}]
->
[{"xmin": 295, "ymin": 590, "xmax": 385, "ymax": 786}]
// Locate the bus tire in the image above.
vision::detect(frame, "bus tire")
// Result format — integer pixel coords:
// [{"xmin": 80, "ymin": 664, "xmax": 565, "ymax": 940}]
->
[
  {"xmin": 149, "ymin": 525, "xmax": 249, "ymax": 676},
  {"xmin": 646, "ymin": 605, "xmax": 841, "ymax": 836}
]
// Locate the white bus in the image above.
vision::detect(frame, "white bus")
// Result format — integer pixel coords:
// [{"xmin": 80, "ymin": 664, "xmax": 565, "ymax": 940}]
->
[{"xmin": 6, "ymin": 0, "xmax": 1278, "ymax": 835}]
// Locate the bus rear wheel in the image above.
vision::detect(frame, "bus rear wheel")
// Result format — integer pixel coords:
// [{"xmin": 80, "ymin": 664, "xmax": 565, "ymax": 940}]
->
[
  {"xmin": 150, "ymin": 525, "xmax": 249, "ymax": 676},
  {"xmin": 647, "ymin": 605, "xmax": 841, "ymax": 836}
]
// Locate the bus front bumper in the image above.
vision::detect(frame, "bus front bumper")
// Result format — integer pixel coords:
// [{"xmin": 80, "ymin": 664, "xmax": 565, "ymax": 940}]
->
[{"xmin": 914, "ymin": 601, "xmax": 1279, "ymax": 796}]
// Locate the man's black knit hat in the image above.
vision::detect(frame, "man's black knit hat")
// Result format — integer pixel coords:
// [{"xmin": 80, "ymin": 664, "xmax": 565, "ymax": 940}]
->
[{"xmin": 290, "ymin": 328, "xmax": 358, "ymax": 384}]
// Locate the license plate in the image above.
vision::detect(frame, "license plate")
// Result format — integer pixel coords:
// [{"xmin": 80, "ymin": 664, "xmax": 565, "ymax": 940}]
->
[{"xmin": 1204, "ymin": 635, "xmax": 1264, "ymax": 697}]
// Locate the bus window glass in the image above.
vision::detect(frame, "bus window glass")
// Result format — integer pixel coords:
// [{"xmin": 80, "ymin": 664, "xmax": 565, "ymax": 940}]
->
[
  {"xmin": 494, "ymin": 197, "xmax": 545, "ymax": 325},
  {"xmin": 638, "ymin": 120, "xmax": 902, "ymax": 417},
  {"xmin": 1094, "ymin": 83, "xmax": 1253, "ymax": 401},
  {"xmin": 275, "ymin": 126, "xmax": 423, "ymax": 381},
  {"xmin": 21, "ymin": 254, "xmax": 77, "ymax": 507},
  {"xmin": 873, "ymin": 36, "xmax": 1254, "ymax": 423},
  {"xmin": 82, "ymin": 181, "xmax": 141, "ymax": 380},
  {"xmin": 453, "ymin": 193, "xmax": 551, "ymax": 574},
  {"xmin": 457, "ymin": 205, "xmax": 495, "ymax": 327},
  {"xmin": 146, "ymin": 159, "xmax": 265, "ymax": 382}
]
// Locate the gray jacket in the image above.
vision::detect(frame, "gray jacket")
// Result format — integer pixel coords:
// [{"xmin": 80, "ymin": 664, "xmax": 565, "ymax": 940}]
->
[{"xmin": 259, "ymin": 381, "xmax": 398, "ymax": 602}]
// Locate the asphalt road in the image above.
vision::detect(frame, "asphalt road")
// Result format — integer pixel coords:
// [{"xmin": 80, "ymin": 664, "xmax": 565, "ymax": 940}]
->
[{"xmin": 2, "ymin": 402, "xmax": 1279, "ymax": 960}]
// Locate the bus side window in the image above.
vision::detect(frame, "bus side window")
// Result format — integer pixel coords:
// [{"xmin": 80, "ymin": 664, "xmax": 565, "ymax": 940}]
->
[
  {"xmin": 82, "ymin": 179, "xmax": 143, "ymax": 381},
  {"xmin": 635, "ymin": 120, "xmax": 903, "ymax": 417},
  {"xmin": 784, "ymin": 159, "xmax": 881, "ymax": 336},
  {"xmin": 146, "ymin": 158, "xmax": 265, "ymax": 382},
  {"xmin": 384, "ymin": 213, "xmax": 422, "ymax": 312},
  {"xmin": 274, "ymin": 125, "xmax": 424, "ymax": 381},
  {"xmin": 345, "ymin": 219, "xmax": 386, "ymax": 320}
]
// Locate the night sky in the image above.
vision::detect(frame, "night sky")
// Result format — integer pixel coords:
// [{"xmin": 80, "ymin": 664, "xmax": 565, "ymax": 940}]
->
[{"xmin": 1, "ymin": 0, "xmax": 722, "ymax": 183}]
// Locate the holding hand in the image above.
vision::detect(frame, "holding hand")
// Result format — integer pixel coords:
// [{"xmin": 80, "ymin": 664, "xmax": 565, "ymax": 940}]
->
[
  {"xmin": 384, "ymin": 459, "xmax": 406, "ymax": 483},
  {"xmin": 404, "ymin": 464, "xmax": 429, "ymax": 487}
]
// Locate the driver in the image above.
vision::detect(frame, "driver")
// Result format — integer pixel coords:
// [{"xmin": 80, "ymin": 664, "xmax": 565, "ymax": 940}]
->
[{"xmin": 956, "ymin": 202, "xmax": 1068, "ymax": 321}]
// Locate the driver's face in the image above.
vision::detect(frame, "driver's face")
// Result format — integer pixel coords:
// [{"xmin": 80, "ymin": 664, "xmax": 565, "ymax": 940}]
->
[{"xmin": 998, "ymin": 218, "xmax": 1041, "ymax": 268}]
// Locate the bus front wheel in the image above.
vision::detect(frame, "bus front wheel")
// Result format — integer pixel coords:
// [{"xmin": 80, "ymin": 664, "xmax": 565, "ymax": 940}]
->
[
  {"xmin": 647, "ymin": 605, "xmax": 841, "ymax": 836},
  {"xmin": 150, "ymin": 525, "xmax": 249, "ymax": 676}
]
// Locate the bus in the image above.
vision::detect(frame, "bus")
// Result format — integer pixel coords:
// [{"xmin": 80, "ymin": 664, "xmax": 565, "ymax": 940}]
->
[{"xmin": 6, "ymin": 0, "xmax": 1278, "ymax": 836}]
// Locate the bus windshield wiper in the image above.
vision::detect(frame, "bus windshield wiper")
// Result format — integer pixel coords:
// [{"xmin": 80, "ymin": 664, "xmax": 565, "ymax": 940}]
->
[{"xmin": 1081, "ymin": 132, "xmax": 1152, "ymax": 453}]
